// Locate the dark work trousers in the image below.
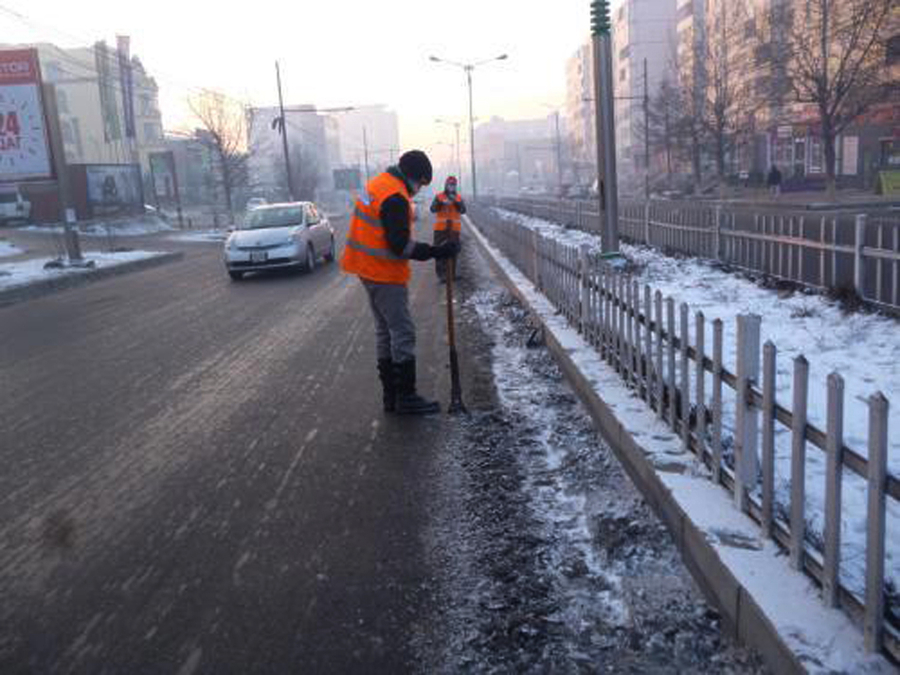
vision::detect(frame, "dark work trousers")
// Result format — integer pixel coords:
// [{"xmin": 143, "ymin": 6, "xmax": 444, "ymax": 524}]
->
[
  {"xmin": 361, "ymin": 279, "xmax": 416, "ymax": 364},
  {"xmin": 433, "ymin": 228, "xmax": 461, "ymax": 281}
]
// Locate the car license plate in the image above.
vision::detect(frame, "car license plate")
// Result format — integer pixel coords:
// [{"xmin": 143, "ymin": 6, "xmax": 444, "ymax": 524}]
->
[{"xmin": 250, "ymin": 251, "xmax": 268, "ymax": 263}]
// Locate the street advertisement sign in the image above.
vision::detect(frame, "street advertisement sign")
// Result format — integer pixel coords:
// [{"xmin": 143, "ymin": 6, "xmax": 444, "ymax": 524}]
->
[
  {"xmin": 149, "ymin": 151, "xmax": 176, "ymax": 199},
  {"xmin": 0, "ymin": 48, "xmax": 53, "ymax": 182},
  {"xmin": 85, "ymin": 164, "xmax": 143, "ymax": 214},
  {"xmin": 333, "ymin": 167, "xmax": 362, "ymax": 191}
]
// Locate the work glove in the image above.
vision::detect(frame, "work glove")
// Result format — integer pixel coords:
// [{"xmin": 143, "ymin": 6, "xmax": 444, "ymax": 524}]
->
[{"xmin": 431, "ymin": 240, "xmax": 460, "ymax": 260}]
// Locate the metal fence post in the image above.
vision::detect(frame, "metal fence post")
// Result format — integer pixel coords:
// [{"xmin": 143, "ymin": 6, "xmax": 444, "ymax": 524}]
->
[
  {"xmin": 761, "ymin": 341, "xmax": 776, "ymax": 539},
  {"xmin": 854, "ymin": 214, "xmax": 867, "ymax": 298},
  {"xmin": 712, "ymin": 318, "xmax": 724, "ymax": 484},
  {"xmin": 680, "ymin": 303, "xmax": 691, "ymax": 452},
  {"xmin": 734, "ymin": 314, "xmax": 761, "ymax": 513},
  {"xmin": 667, "ymin": 297, "xmax": 677, "ymax": 431},
  {"xmin": 644, "ymin": 285, "xmax": 653, "ymax": 404},
  {"xmin": 644, "ymin": 200, "xmax": 651, "ymax": 245},
  {"xmin": 864, "ymin": 392, "xmax": 888, "ymax": 653},
  {"xmin": 579, "ymin": 245, "xmax": 589, "ymax": 335},
  {"xmin": 823, "ymin": 372, "xmax": 844, "ymax": 608},
  {"xmin": 655, "ymin": 291, "xmax": 664, "ymax": 419},
  {"xmin": 789, "ymin": 355, "xmax": 810, "ymax": 570},
  {"xmin": 695, "ymin": 312, "xmax": 706, "ymax": 462},
  {"xmin": 714, "ymin": 204, "xmax": 722, "ymax": 261},
  {"xmin": 532, "ymin": 229, "xmax": 541, "ymax": 290}
]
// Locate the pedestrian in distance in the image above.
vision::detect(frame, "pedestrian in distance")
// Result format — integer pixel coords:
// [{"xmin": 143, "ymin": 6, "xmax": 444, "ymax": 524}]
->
[
  {"xmin": 767, "ymin": 164, "xmax": 782, "ymax": 198},
  {"xmin": 430, "ymin": 176, "xmax": 466, "ymax": 282},
  {"xmin": 341, "ymin": 150, "xmax": 460, "ymax": 415}
]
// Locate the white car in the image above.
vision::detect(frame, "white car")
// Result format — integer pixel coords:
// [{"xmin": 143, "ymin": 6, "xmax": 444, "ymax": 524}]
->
[
  {"xmin": 0, "ymin": 189, "xmax": 31, "ymax": 225},
  {"xmin": 224, "ymin": 202, "xmax": 335, "ymax": 281}
]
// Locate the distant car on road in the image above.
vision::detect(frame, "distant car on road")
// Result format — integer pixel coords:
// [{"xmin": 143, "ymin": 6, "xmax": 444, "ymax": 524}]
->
[
  {"xmin": 0, "ymin": 189, "xmax": 31, "ymax": 225},
  {"xmin": 246, "ymin": 197, "xmax": 268, "ymax": 211},
  {"xmin": 224, "ymin": 202, "xmax": 335, "ymax": 281}
]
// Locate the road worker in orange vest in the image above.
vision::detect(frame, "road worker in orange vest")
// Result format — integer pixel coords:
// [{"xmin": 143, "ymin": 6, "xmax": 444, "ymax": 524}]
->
[
  {"xmin": 430, "ymin": 176, "xmax": 466, "ymax": 282},
  {"xmin": 341, "ymin": 150, "xmax": 459, "ymax": 415}
]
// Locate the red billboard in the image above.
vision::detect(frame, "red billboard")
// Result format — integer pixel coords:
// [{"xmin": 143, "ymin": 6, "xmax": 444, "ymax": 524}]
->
[{"xmin": 0, "ymin": 48, "xmax": 53, "ymax": 182}]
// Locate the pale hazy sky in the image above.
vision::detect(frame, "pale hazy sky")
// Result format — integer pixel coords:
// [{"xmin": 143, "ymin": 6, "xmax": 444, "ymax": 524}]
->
[{"xmin": 5, "ymin": 0, "xmax": 589, "ymax": 165}]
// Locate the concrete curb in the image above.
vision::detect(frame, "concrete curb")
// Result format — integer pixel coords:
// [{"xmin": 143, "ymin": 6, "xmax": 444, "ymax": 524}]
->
[
  {"xmin": 0, "ymin": 252, "xmax": 184, "ymax": 309},
  {"xmin": 466, "ymin": 218, "xmax": 809, "ymax": 674}
]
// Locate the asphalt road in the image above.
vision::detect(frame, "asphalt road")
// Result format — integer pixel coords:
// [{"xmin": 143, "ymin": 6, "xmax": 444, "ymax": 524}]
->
[{"xmin": 0, "ymin": 216, "xmax": 462, "ymax": 674}]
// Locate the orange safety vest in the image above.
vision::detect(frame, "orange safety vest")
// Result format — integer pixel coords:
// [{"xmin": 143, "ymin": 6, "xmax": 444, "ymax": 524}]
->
[
  {"xmin": 433, "ymin": 192, "xmax": 462, "ymax": 233},
  {"xmin": 341, "ymin": 172, "xmax": 412, "ymax": 285}
]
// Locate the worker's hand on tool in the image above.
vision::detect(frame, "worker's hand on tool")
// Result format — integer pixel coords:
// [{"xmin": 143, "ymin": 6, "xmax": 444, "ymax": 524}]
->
[
  {"xmin": 408, "ymin": 241, "xmax": 458, "ymax": 261},
  {"xmin": 430, "ymin": 241, "xmax": 460, "ymax": 260}
]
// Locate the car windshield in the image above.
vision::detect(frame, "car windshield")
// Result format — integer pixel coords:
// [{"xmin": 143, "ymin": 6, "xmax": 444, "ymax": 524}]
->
[
  {"xmin": 242, "ymin": 206, "xmax": 303, "ymax": 230},
  {"xmin": 0, "ymin": 193, "xmax": 17, "ymax": 204}
]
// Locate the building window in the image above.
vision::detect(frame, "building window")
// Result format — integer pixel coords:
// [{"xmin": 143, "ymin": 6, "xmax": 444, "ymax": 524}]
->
[
  {"xmin": 56, "ymin": 88, "xmax": 69, "ymax": 114},
  {"xmin": 619, "ymin": 68, "xmax": 626, "ymax": 82},
  {"xmin": 44, "ymin": 61, "xmax": 62, "ymax": 82},
  {"xmin": 808, "ymin": 137, "xmax": 824, "ymax": 174},
  {"xmin": 618, "ymin": 6, "xmax": 625, "ymax": 22},
  {"xmin": 144, "ymin": 123, "xmax": 159, "ymax": 141},
  {"xmin": 61, "ymin": 120, "xmax": 75, "ymax": 145},
  {"xmin": 888, "ymin": 34, "xmax": 900, "ymax": 66},
  {"xmin": 619, "ymin": 45, "xmax": 630, "ymax": 61},
  {"xmin": 677, "ymin": 2, "xmax": 693, "ymax": 22}
]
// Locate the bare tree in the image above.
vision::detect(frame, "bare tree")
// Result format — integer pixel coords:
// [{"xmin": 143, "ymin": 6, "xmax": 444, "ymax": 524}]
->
[
  {"xmin": 703, "ymin": 0, "xmax": 759, "ymax": 190},
  {"xmin": 786, "ymin": 0, "xmax": 896, "ymax": 196},
  {"xmin": 647, "ymin": 76, "xmax": 686, "ymax": 185},
  {"xmin": 189, "ymin": 91, "xmax": 249, "ymax": 223}
]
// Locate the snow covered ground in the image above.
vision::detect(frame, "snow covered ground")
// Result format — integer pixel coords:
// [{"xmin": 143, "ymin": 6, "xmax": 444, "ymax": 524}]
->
[
  {"xmin": 18, "ymin": 216, "xmax": 174, "ymax": 237},
  {"xmin": 484, "ymin": 207, "xmax": 899, "ymax": 618},
  {"xmin": 0, "ymin": 240, "xmax": 22, "ymax": 258},
  {"xmin": 166, "ymin": 230, "xmax": 228, "ymax": 243},
  {"xmin": 0, "ymin": 251, "xmax": 167, "ymax": 291}
]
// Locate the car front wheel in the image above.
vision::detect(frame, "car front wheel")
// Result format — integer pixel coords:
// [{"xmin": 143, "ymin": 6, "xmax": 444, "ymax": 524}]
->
[
  {"xmin": 304, "ymin": 245, "xmax": 316, "ymax": 273},
  {"xmin": 228, "ymin": 271, "xmax": 244, "ymax": 281},
  {"xmin": 324, "ymin": 237, "xmax": 336, "ymax": 263}
]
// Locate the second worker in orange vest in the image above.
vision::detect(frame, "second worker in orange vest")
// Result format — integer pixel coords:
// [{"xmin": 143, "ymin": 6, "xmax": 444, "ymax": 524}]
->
[
  {"xmin": 430, "ymin": 176, "xmax": 466, "ymax": 282},
  {"xmin": 341, "ymin": 150, "xmax": 459, "ymax": 415}
]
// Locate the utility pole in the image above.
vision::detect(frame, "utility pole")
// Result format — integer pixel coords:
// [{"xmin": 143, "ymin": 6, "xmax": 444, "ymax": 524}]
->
[
  {"xmin": 362, "ymin": 126, "xmax": 370, "ymax": 182},
  {"xmin": 466, "ymin": 66, "xmax": 478, "ymax": 200},
  {"xmin": 591, "ymin": 0, "xmax": 619, "ymax": 254},
  {"xmin": 643, "ymin": 57, "xmax": 650, "ymax": 201},
  {"xmin": 275, "ymin": 61, "xmax": 294, "ymax": 201},
  {"xmin": 554, "ymin": 110, "xmax": 563, "ymax": 195}
]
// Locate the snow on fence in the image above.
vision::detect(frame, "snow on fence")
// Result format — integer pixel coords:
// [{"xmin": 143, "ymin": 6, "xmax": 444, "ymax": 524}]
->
[
  {"xmin": 490, "ymin": 197, "xmax": 900, "ymax": 312},
  {"xmin": 470, "ymin": 204, "xmax": 898, "ymax": 660}
]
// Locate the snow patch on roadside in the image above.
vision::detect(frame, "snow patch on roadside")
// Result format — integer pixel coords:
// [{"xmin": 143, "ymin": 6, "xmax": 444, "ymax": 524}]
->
[
  {"xmin": 167, "ymin": 230, "xmax": 228, "ymax": 243},
  {"xmin": 0, "ymin": 251, "xmax": 167, "ymax": 290},
  {"xmin": 0, "ymin": 240, "xmax": 22, "ymax": 258},
  {"xmin": 18, "ymin": 216, "xmax": 174, "ymax": 237}
]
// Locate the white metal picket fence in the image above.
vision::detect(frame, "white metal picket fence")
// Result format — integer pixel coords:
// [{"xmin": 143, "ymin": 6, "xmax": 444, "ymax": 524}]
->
[
  {"xmin": 471, "ymin": 204, "xmax": 898, "ymax": 661},
  {"xmin": 490, "ymin": 197, "xmax": 900, "ymax": 312}
]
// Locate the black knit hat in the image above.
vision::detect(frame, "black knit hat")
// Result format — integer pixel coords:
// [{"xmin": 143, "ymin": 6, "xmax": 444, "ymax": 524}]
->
[{"xmin": 399, "ymin": 150, "xmax": 433, "ymax": 186}]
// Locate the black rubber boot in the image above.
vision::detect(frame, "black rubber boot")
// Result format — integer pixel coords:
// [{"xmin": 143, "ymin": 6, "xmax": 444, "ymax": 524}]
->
[
  {"xmin": 394, "ymin": 359, "xmax": 440, "ymax": 415},
  {"xmin": 377, "ymin": 358, "xmax": 396, "ymax": 413}
]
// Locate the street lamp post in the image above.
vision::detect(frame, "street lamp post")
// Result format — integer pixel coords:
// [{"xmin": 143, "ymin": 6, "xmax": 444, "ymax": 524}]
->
[
  {"xmin": 591, "ymin": 0, "xmax": 619, "ymax": 254},
  {"xmin": 429, "ymin": 54, "xmax": 508, "ymax": 201}
]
